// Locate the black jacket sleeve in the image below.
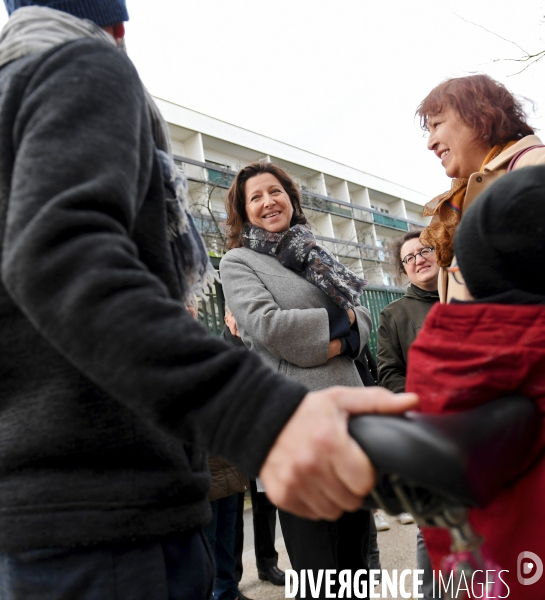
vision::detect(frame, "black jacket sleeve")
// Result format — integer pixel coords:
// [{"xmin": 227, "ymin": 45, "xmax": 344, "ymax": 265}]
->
[{"xmin": 1, "ymin": 40, "xmax": 306, "ymax": 476}]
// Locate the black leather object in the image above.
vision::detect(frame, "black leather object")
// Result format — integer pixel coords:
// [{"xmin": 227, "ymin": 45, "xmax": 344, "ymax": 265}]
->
[{"xmin": 349, "ymin": 396, "xmax": 540, "ymax": 515}]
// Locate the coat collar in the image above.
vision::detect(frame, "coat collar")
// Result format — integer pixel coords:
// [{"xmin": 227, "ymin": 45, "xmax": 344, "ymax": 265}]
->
[{"xmin": 484, "ymin": 135, "xmax": 544, "ymax": 172}]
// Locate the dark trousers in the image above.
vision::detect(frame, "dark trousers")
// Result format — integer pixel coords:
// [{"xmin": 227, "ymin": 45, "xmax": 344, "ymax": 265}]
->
[
  {"xmin": 234, "ymin": 493, "xmax": 245, "ymax": 582},
  {"xmin": 250, "ymin": 480, "xmax": 279, "ymax": 570},
  {"xmin": 279, "ymin": 509, "xmax": 370, "ymax": 600},
  {"xmin": 203, "ymin": 495, "xmax": 240, "ymax": 600},
  {"xmin": 0, "ymin": 529, "xmax": 214, "ymax": 600},
  {"xmin": 367, "ymin": 510, "xmax": 381, "ymax": 571},
  {"xmin": 234, "ymin": 480, "xmax": 279, "ymax": 581}
]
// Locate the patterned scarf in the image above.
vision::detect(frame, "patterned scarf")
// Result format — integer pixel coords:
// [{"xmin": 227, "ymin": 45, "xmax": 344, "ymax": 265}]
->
[
  {"xmin": 242, "ymin": 224, "xmax": 367, "ymax": 309},
  {"xmin": 420, "ymin": 142, "xmax": 517, "ymax": 268},
  {"xmin": 0, "ymin": 6, "xmax": 216, "ymax": 303}
]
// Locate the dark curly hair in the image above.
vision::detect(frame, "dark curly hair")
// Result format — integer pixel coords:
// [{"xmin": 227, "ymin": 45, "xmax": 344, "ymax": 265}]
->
[
  {"xmin": 416, "ymin": 74, "xmax": 535, "ymax": 146},
  {"xmin": 224, "ymin": 161, "xmax": 308, "ymax": 250}
]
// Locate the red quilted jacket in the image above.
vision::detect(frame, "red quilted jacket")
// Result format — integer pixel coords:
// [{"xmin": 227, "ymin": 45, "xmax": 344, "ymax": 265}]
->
[{"xmin": 406, "ymin": 302, "xmax": 545, "ymax": 599}]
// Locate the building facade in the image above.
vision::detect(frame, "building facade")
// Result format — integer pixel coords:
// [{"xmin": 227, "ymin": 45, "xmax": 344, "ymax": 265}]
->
[{"xmin": 158, "ymin": 98, "xmax": 431, "ymax": 287}]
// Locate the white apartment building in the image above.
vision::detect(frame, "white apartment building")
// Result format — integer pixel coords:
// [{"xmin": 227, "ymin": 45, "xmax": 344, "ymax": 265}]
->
[{"xmin": 157, "ymin": 98, "xmax": 431, "ymax": 287}]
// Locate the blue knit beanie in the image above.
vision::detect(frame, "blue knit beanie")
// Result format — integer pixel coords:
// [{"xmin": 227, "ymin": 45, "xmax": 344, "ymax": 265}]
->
[{"xmin": 3, "ymin": 0, "xmax": 128, "ymax": 26}]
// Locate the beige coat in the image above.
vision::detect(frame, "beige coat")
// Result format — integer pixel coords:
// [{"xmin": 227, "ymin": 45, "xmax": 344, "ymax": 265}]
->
[{"xmin": 443, "ymin": 135, "xmax": 545, "ymax": 301}]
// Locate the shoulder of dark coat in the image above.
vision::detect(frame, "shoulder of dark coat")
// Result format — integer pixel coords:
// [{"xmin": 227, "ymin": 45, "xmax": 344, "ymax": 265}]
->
[
  {"xmin": 379, "ymin": 296, "xmax": 406, "ymax": 317},
  {"xmin": 23, "ymin": 38, "xmax": 142, "ymax": 94}
]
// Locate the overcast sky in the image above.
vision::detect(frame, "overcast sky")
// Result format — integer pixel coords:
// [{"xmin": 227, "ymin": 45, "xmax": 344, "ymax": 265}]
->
[{"xmin": 2, "ymin": 1, "xmax": 544, "ymax": 199}]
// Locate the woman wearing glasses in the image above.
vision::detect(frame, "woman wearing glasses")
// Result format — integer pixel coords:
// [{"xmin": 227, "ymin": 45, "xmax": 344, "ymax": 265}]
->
[
  {"xmin": 376, "ymin": 230, "xmax": 440, "ymax": 600},
  {"xmin": 417, "ymin": 74, "xmax": 545, "ymax": 301},
  {"xmin": 377, "ymin": 231, "xmax": 439, "ymax": 394}
]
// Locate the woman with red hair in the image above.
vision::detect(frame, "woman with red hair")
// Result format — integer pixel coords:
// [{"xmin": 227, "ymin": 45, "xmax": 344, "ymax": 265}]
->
[{"xmin": 416, "ymin": 74, "xmax": 545, "ymax": 301}]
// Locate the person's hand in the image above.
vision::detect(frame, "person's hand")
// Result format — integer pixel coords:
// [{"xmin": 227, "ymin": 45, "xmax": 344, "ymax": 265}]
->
[
  {"xmin": 224, "ymin": 309, "xmax": 240, "ymax": 338},
  {"xmin": 327, "ymin": 339, "xmax": 342, "ymax": 359},
  {"xmin": 260, "ymin": 387, "xmax": 418, "ymax": 520},
  {"xmin": 346, "ymin": 308, "xmax": 356, "ymax": 326}
]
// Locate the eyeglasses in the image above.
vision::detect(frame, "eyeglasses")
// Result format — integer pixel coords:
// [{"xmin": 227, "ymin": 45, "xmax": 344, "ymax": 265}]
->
[
  {"xmin": 446, "ymin": 262, "xmax": 464, "ymax": 286},
  {"xmin": 401, "ymin": 247, "xmax": 434, "ymax": 265}
]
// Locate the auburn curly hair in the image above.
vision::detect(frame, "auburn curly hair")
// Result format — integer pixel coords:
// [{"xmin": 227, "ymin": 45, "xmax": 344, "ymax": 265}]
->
[{"xmin": 416, "ymin": 74, "xmax": 534, "ymax": 146}]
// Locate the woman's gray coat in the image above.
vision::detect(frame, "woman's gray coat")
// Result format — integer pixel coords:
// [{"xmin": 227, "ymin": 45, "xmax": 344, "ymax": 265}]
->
[{"xmin": 220, "ymin": 247, "xmax": 372, "ymax": 392}]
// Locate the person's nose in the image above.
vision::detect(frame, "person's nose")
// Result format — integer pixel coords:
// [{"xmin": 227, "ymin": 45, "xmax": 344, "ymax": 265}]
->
[
  {"xmin": 427, "ymin": 131, "xmax": 437, "ymax": 152},
  {"xmin": 415, "ymin": 251, "xmax": 426, "ymax": 264},
  {"xmin": 263, "ymin": 193, "xmax": 275, "ymax": 207}
]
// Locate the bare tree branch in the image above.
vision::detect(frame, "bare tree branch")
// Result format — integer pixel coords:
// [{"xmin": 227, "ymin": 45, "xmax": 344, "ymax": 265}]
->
[
  {"xmin": 506, "ymin": 52, "xmax": 545, "ymax": 76},
  {"xmin": 454, "ymin": 12, "xmax": 529, "ymax": 56},
  {"xmin": 454, "ymin": 12, "xmax": 545, "ymax": 77},
  {"xmin": 492, "ymin": 49, "xmax": 545, "ymax": 64}
]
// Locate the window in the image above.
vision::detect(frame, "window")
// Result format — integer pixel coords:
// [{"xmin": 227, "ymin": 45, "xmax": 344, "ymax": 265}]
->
[{"xmin": 372, "ymin": 203, "xmax": 390, "ymax": 214}]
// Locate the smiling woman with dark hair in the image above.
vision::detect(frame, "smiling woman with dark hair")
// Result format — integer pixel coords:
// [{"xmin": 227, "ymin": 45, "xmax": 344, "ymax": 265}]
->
[
  {"xmin": 416, "ymin": 74, "xmax": 545, "ymax": 301},
  {"xmin": 220, "ymin": 160, "xmax": 373, "ymax": 596},
  {"xmin": 224, "ymin": 161, "xmax": 308, "ymax": 249}
]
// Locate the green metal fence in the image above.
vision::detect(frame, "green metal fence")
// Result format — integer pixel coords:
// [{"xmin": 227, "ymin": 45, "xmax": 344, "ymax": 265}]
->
[
  {"xmin": 199, "ymin": 279, "xmax": 225, "ymax": 337},
  {"xmin": 361, "ymin": 285, "xmax": 405, "ymax": 358},
  {"xmin": 198, "ymin": 277, "xmax": 405, "ymax": 358}
]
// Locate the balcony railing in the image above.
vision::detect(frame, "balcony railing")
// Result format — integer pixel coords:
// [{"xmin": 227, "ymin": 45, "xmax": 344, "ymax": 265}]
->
[
  {"xmin": 327, "ymin": 202, "xmax": 353, "ymax": 218},
  {"xmin": 175, "ymin": 154, "xmax": 423, "ymax": 230},
  {"xmin": 372, "ymin": 213, "xmax": 409, "ymax": 231},
  {"xmin": 206, "ymin": 168, "xmax": 235, "ymax": 189},
  {"xmin": 315, "ymin": 235, "xmax": 388, "ymax": 263},
  {"xmin": 300, "ymin": 190, "xmax": 414, "ymax": 231}
]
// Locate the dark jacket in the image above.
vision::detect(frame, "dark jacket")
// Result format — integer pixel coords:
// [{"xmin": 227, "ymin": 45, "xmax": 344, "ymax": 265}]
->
[
  {"xmin": 207, "ymin": 327, "xmax": 249, "ymax": 502},
  {"xmin": 0, "ymin": 39, "xmax": 307, "ymax": 551},
  {"xmin": 208, "ymin": 455, "xmax": 249, "ymax": 502},
  {"xmin": 355, "ymin": 345, "xmax": 378, "ymax": 386},
  {"xmin": 376, "ymin": 284, "xmax": 439, "ymax": 393}
]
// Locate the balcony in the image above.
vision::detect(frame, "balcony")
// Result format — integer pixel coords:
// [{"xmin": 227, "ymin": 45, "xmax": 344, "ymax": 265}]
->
[
  {"xmin": 206, "ymin": 168, "xmax": 235, "ymax": 189},
  {"xmin": 327, "ymin": 202, "xmax": 353, "ymax": 218},
  {"xmin": 173, "ymin": 154, "xmax": 425, "ymax": 268},
  {"xmin": 301, "ymin": 194, "xmax": 353, "ymax": 219},
  {"xmin": 315, "ymin": 235, "xmax": 388, "ymax": 264},
  {"xmin": 372, "ymin": 212, "xmax": 409, "ymax": 231}
]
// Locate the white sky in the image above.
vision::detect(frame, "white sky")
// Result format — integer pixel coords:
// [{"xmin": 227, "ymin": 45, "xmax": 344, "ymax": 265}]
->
[{"xmin": 2, "ymin": 0, "xmax": 544, "ymax": 199}]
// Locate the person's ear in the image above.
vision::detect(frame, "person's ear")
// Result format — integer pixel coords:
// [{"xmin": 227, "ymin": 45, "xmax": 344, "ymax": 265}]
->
[{"xmin": 112, "ymin": 23, "xmax": 125, "ymax": 40}]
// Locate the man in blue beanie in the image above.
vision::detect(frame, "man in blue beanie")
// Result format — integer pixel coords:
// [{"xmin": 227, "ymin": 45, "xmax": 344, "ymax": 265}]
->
[
  {"xmin": 4, "ymin": 0, "xmax": 128, "ymax": 25},
  {"xmin": 0, "ymin": 2, "xmax": 416, "ymax": 598}
]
